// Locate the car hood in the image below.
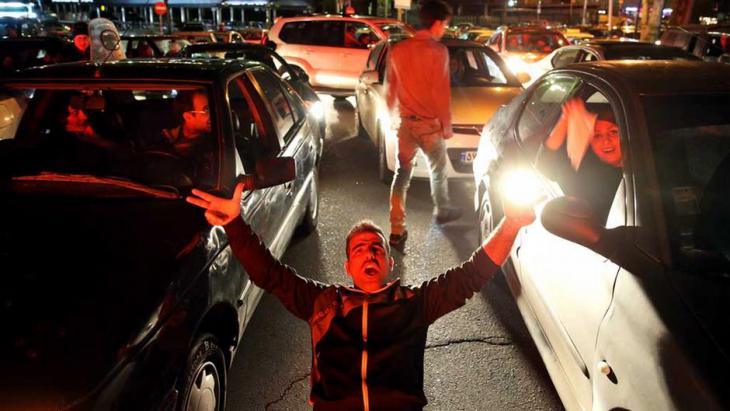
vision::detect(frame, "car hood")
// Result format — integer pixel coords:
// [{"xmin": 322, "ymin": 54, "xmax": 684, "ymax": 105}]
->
[
  {"xmin": 0, "ymin": 195, "xmax": 205, "ymax": 409},
  {"xmin": 451, "ymin": 86, "xmax": 523, "ymax": 125}
]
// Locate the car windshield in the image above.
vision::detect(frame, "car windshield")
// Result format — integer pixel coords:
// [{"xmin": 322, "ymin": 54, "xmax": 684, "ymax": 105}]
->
[
  {"xmin": 448, "ymin": 47, "xmax": 511, "ymax": 87},
  {"xmin": 603, "ymin": 45, "xmax": 699, "ymax": 60},
  {"xmin": 645, "ymin": 93, "xmax": 730, "ymax": 272},
  {"xmin": 377, "ymin": 23, "xmax": 414, "ymax": 38},
  {"xmin": 505, "ymin": 32, "xmax": 566, "ymax": 53},
  {"xmin": 1, "ymin": 85, "xmax": 218, "ymax": 193}
]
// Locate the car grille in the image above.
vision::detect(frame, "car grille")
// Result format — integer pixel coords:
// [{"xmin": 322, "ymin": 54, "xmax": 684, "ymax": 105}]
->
[{"xmin": 447, "ymin": 148, "xmax": 477, "ymax": 174}]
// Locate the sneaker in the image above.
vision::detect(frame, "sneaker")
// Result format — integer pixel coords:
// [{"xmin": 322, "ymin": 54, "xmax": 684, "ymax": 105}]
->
[
  {"xmin": 389, "ymin": 230, "xmax": 408, "ymax": 253},
  {"xmin": 434, "ymin": 207, "xmax": 463, "ymax": 225}
]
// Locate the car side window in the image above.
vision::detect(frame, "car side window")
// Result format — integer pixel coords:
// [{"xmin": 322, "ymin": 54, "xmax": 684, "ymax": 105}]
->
[
  {"xmin": 279, "ymin": 22, "xmax": 305, "ymax": 44},
  {"xmin": 551, "ymin": 49, "xmax": 579, "ymax": 68},
  {"xmin": 250, "ymin": 68, "xmax": 297, "ymax": 145},
  {"xmin": 227, "ymin": 75, "xmax": 259, "ymax": 171},
  {"xmin": 577, "ymin": 50, "xmax": 598, "ymax": 62},
  {"xmin": 345, "ymin": 22, "xmax": 377, "ymax": 49},
  {"xmin": 517, "ymin": 76, "xmax": 581, "ymax": 147},
  {"xmin": 311, "ymin": 21, "xmax": 345, "ymax": 47},
  {"xmin": 534, "ymin": 86, "xmax": 626, "ymax": 225},
  {"xmin": 366, "ymin": 41, "xmax": 385, "ymax": 71}
]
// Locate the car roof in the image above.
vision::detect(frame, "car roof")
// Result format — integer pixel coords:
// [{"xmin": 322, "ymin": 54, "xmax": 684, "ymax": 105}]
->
[
  {"xmin": 276, "ymin": 14, "xmax": 400, "ymax": 23},
  {"xmin": 120, "ymin": 35, "xmax": 179, "ymax": 40},
  {"xmin": 4, "ymin": 59, "xmax": 260, "ymax": 82},
  {"xmin": 561, "ymin": 61, "xmax": 730, "ymax": 95}
]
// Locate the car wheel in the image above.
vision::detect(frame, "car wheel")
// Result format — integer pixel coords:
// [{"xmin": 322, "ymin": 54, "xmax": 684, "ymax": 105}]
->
[
  {"xmin": 178, "ymin": 334, "xmax": 226, "ymax": 411},
  {"xmin": 478, "ymin": 187, "xmax": 502, "ymax": 243},
  {"xmin": 377, "ymin": 126, "xmax": 393, "ymax": 185},
  {"xmin": 298, "ymin": 169, "xmax": 319, "ymax": 235}
]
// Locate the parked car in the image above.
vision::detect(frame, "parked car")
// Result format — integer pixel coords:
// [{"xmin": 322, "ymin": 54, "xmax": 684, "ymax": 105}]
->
[
  {"xmin": 0, "ymin": 58, "xmax": 321, "ymax": 410},
  {"xmin": 525, "ymin": 40, "xmax": 701, "ymax": 85},
  {"xmin": 175, "ymin": 30, "xmax": 217, "ymax": 44},
  {"xmin": 267, "ymin": 15, "xmax": 415, "ymax": 94},
  {"xmin": 238, "ymin": 27, "xmax": 266, "ymax": 44},
  {"xmin": 181, "ymin": 42, "xmax": 325, "ymax": 153},
  {"xmin": 461, "ymin": 27, "xmax": 495, "ymax": 43},
  {"xmin": 472, "ymin": 60, "xmax": 730, "ymax": 410},
  {"xmin": 485, "ymin": 25, "xmax": 569, "ymax": 76},
  {"xmin": 120, "ymin": 35, "xmax": 190, "ymax": 57},
  {"xmin": 659, "ymin": 25, "xmax": 730, "ymax": 63},
  {"xmin": 356, "ymin": 38, "xmax": 523, "ymax": 182},
  {"xmin": 0, "ymin": 37, "xmax": 82, "ymax": 73},
  {"xmin": 213, "ymin": 30, "xmax": 244, "ymax": 43}
]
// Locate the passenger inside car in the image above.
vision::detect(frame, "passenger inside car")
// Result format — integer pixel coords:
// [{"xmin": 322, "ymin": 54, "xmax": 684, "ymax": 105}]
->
[
  {"xmin": 160, "ymin": 90, "xmax": 212, "ymax": 156},
  {"xmin": 535, "ymin": 94, "xmax": 623, "ymax": 223}
]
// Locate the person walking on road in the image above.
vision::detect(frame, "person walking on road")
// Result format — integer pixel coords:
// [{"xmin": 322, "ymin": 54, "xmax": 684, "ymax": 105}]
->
[
  {"xmin": 185, "ymin": 181, "xmax": 536, "ymax": 411},
  {"xmin": 385, "ymin": 0, "xmax": 462, "ymax": 253}
]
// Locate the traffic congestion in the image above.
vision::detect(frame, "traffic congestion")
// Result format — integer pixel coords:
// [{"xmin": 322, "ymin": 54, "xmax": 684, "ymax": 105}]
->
[{"xmin": 2, "ymin": 0, "xmax": 730, "ymax": 410}]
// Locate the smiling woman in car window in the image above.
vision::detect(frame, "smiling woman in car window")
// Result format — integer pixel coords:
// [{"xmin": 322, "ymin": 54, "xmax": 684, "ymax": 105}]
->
[{"xmin": 535, "ymin": 94, "xmax": 623, "ymax": 224}]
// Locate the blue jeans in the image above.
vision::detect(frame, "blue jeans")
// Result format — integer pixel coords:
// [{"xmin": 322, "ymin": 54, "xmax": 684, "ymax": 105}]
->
[{"xmin": 389, "ymin": 116, "xmax": 450, "ymax": 235}]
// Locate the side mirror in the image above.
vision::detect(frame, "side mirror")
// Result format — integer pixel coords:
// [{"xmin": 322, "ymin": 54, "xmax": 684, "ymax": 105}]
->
[
  {"xmin": 237, "ymin": 156, "xmax": 295, "ymax": 189},
  {"xmin": 541, "ymin": 196, "xmax": 605, "ymax": 249},
  {"xmin": 360, "ymin": 70, "xmax": 380, "ymax": 85},
  {"xmin": 290, "ymin": 65, "xmax": 309, "ymax": 82},
  {"xmin": 264, "ymin": 39, "xmax": 277, "ymax": 51},
  {"xmin": 515, "ymin": 72, "xmax": 531, "ymax": 84}
]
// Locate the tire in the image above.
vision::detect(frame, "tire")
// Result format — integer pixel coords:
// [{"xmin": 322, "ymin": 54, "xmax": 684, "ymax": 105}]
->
[
  {"xmin": 478, "ymin": 187, "xmax": 502, "ymax": 243},
  {"xmin": 377, "ymin": 126, "xmax": 393, "ymax": 184},
  {"xmin": 298, "ymin": 169, "xmax": 319, "ymax": 235},
  {"xmin": 177, "ymin": 334, "xmax": 226, "ymax": 411}
]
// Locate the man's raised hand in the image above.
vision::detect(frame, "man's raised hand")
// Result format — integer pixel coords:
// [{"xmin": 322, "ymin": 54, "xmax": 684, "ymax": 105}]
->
[{"xmin": 186, "ymin": 182, "xmax": 246, "ymax": 226}]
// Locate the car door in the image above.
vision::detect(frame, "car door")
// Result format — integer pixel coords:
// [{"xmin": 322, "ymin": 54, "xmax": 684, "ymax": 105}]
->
[
  {"xmin": 223, "ymin": 73, "xmax": 274, "ymax": 330},
  {"xmin": 248, "ymin": 67, "xmax": 316, "ymax": 256},
  {"xmin": 356, "ymin": 41, "xmax": 386, "ymax": 143},
  {"xmin": 516, "ymin": 81, "xmax": 626, "ymax": 408}
]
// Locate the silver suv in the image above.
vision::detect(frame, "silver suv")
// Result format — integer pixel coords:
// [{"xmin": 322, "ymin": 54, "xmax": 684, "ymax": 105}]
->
[{"xmin": 267, "ymin": 15, "xmax": 414, "ymax": 94}]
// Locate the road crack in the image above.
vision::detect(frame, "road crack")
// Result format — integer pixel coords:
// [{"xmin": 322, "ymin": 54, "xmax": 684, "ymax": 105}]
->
[
  {"xmin": 264, "ymin": 373, "xmax": 310, "ymax": 410},
  {"xmin": 426, "ymin": 336, "xmax": 512, "ymax": 349}
]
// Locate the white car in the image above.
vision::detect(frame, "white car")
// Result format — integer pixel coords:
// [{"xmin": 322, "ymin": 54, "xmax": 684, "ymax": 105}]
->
[
  {"xmin": 356, "ymin": 39, "xmax": 523, "ymax": 182},
  {"xmin": 267, "ymin": 14, "xmax": 414, "ymax": 95}
]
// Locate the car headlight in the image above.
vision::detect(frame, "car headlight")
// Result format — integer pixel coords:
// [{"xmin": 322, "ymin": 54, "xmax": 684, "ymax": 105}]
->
[
  {"xmin": 305, "ymin": 100, "xmax": 325, "ymax": 121},
  {"xmin": 500, "ymin": 169, "xmax": 543, "ymax": 206},
  {"xmin": 506, "ymin": 56, "xmax": 529, "ymax": 75}
]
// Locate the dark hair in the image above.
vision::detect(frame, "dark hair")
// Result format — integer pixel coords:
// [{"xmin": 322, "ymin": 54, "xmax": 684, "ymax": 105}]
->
[
  {"xmin": 418, "ymin": 0, "xmax": 453, "ymax": 30},
  {"xmin": 345, "ymin": 220, "xmax": 389, "ymax": 258},
  {"xmin": 594, "ymin": 108, "xmax": 616, "ymax": 124}
]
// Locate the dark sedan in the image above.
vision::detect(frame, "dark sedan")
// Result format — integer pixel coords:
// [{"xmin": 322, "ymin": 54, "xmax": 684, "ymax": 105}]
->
[
  {"xmin": 472, "ymin": 61, "xmax": 730, "ymax": 410},
  {"xmin": 181, "ymin": 42, "xmax": 325, "ymax": 147},
  {"xmin": 0, "ymin": 58, "xmax": 320, "ymax": 410},
  {"xmin": 525, "ymin": 40, "xmax": 701, "ymax": 85}
]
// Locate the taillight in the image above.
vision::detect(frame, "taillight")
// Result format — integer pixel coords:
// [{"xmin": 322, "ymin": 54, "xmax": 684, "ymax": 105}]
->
[{"xmin": 261, "ymin": 32, "xmax": 268, "ymax": 45}]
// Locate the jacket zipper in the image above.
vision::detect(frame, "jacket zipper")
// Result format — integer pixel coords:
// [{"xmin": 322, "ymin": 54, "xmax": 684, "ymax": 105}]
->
[{"xmin": 361, "ymin": 299, "xmax": 370, "ymax": 411}]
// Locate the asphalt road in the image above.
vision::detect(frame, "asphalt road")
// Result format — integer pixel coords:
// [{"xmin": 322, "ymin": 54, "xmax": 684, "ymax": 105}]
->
[{"xmin": 225, "ymin": 96, "xmax": 564, "ymax": 411}]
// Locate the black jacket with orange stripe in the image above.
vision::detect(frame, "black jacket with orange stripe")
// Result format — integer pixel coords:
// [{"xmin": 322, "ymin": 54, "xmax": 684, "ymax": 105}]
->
[{"xmin": 224, "ymin": 219, "xmax": 499, "ymax": 411}]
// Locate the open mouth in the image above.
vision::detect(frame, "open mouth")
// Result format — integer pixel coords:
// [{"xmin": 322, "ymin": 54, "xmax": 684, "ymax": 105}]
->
[{"xmin": 363, "ymin": 262, "xmax": 379, "ymax": 277}]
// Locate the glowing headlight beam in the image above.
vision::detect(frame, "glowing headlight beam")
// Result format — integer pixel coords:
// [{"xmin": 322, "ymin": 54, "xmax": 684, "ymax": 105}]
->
[{"xmin": 500, "ymin": 169, "xmax": 544, "ymax": 207}]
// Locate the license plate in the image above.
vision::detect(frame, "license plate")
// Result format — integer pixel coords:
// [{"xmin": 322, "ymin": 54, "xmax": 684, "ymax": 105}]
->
[{"xmin": 460, "ymin": 151, "xmax": 477, "ymax": 164}]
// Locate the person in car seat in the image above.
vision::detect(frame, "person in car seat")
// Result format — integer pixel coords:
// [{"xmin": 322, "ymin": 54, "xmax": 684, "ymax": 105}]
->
[
  {"xmin": 161, "ymin": 91, "xmax": 212, "ymax": 156},
  {"xmin": 185, "ymin": 175, "xmax": 537, "ymax": 411},
  {"xmin": 536, "ymin": 97, "xmax": 623, "ymax": 223}
]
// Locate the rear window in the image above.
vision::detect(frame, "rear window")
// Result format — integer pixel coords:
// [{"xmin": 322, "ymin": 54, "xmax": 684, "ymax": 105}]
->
[
  {"xmin": 279, "ymin": 20, "xmax": 344, "ymax": 47},
  {"xmin": 505, "ymin": 32, "xmax": 567, "ymax": 53}
]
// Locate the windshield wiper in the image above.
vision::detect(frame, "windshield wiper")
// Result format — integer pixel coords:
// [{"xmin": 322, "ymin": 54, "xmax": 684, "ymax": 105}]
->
[{"xmin": 11, "ymin": 173, "xmax": 181, "ymax": 199}]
